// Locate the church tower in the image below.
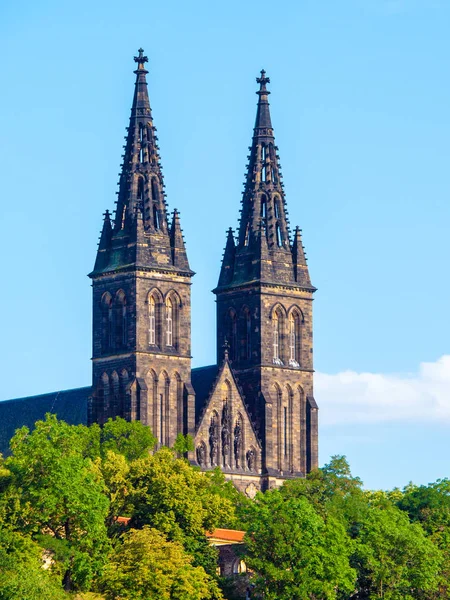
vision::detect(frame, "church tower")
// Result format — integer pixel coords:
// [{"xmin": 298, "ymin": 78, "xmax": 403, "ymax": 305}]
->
[
  {"xmin": 89, "ymin": 50, "xmax": 195, "ymax": 448},
  {"xmin": 214, "ymin": 71, "xmax": 318, "ymax": 481}
]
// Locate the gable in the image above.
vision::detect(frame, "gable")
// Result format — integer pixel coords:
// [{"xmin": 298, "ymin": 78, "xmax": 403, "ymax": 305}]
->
[{"xmin": 194, "ymin": 361, "xmax": 261, "ymax": 474}]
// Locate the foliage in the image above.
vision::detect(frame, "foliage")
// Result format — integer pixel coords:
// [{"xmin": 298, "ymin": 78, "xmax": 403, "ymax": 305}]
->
[
  {"xmin": 241, "ymin": 489, "xmax": 357, "ymax": 599},
  {"xmin": 2, "ymin": 415, "xmax": 110, "ymax": 592},
  {"xmin": 173, "ymin": 433, "xmax": 195, "ymax": 455},
  {"xmin": 128, "ymin": 447, "xmax": 238, "ymax": 575},
  {"xmin": 101, "ymin": 417, "xmax": 156, "ymax": 462},
  {"xmin": 0, "ymin": 415, "xmax": 448, "ymax": 600},
  {"xmin": 353, "ymin": 501, "xmax": 442, "ymax": 599},
  {"xmin": 100, "ymin": 526, "xmax": 221, "ymax": 600},
  {"xmin": 0, "ymin": 524, "xmax": 68, "ymax": 600}
]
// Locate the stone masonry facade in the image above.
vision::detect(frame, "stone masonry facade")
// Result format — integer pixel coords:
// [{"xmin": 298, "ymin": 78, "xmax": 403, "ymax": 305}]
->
[{"xmin": 89, "ymin": 51, "xmax": 318, "ymax": 493}]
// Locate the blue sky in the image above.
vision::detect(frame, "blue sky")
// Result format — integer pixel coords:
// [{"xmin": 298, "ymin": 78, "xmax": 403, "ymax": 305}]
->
[{"xmin": 0, "ymin": 0, "xmax": 449, "ymax": 490}]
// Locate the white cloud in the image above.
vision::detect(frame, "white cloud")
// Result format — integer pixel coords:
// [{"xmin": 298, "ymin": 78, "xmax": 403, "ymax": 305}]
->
[{"xmin": 316, "ymin": 355, "xmax": 450, "ymax": 426}]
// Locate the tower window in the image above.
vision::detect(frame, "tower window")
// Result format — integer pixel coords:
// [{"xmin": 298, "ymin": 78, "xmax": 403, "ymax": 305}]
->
[
  {"xmin": 276, "ymin": 223, "xmax": 282, "ymax": 247},
  {"xmin": 274, "ymin": 198, "xmax": 280, "ymax": 219},
  {"xmin": 284, "ymin": 406, "xmax": 288, "ymax": 457},
  {"xmin": 289, "ymin": 312, "xmax": 301, "ymax": 367},
  {"xmin": 122, "ymin": 304, "xmax": 127, "ymax": 346},
  {"xmin": 166, "ymin": 298, "xmax": 173, "ymax": 347},
  {"xmin": 273, "ymin": 310, "xmax": 283, "ymax": 365},
  {"xmin": 153, "ymin": 205, "xmax": 159, "ymax": 229},
  {"xmin": 226, "ymin": 310, "xmax": 237, "ymax": 360},
  {"xmin": 149, "ymin": 296, "xmax": 156, "ymax": 345}
]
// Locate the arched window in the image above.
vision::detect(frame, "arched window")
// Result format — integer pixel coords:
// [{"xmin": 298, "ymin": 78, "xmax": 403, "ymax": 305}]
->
[
  {"xmin": 101, "ymin": 293, "xmax": 113, "ymax": 353},
  {"xmin": 115, "ymin": 291, "xmax": 127, "ymax": 348},
  {"xmin": 273, "ymin": 313, "xmax": 279, "ymax": 361},
  {"xmin": 288, "ymin": 311, "xmax": 301, "ymax": 367},
  {"xmin": 272, "ymin": 309, "xmax": 283, "ymax": 365},
  {"xmin": 149, "ymin": 296, "xmax": 156, "ymax": 345},
  {"xmin": 166, "ymin": 298, "xmax": 173, "ymax": 347}
]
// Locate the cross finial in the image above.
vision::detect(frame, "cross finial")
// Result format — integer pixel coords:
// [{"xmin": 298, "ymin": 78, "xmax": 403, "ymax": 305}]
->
[
  {"xmin": 256, "ymin": 69, "xmax": 270, "ymax": 94},
  {"xmin": 223, "ymin": 339, "xmax": 230, "ymax": 360},
  {"xmin": 134, "ymin": 48, "xmax": 148, "ymax": 68}
]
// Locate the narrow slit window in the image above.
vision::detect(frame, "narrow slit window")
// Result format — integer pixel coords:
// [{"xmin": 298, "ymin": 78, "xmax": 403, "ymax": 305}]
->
[
  {"xmin": 166, "ymin": 298, "xmax": 173, "ymax": 346},
  {"xmin": 122, "ymin": 304, "xmax": 127, "ymax": 346},
  {"xmin": 289, "ymin": 317, "xmax": 296, "ymax": 362},
  {"xmin": 273, "ymin": 313, "xmax": 279, "ymax": 360},
  {"xmin": 153, "ymin": 205, "xmax": 159, "ymax": 229},
  {"xmin": 246, "ymin": 311, "xmax": 251, "ymax": 359},
  {"xmin": 276, "ymin": 223, "xmax": 282, "ymax": 247},
  {"xmin": 274, "ymin": 199, "xmax": 280, "ymax": 219},
  {"xmin": 149, "ymin": 296, "xmax": 156, "ymax": 345},
  {"xmin": 284, "ymin": 406, "xmax": 288, "ymax": 457}
]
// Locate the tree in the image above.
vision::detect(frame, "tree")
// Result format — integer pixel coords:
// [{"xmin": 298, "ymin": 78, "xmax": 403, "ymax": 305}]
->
[
  {"xmin": 242, "ymin": 489, "xmax": 356, "ymax": 600},
  {"xmin": 101, "ymin": 418, "xmax": 156, "ymax": 462},
  {"xmin": 100, "ymin": 526, "xmax": 221, "ymax": 600},
  {"xmin": 353, "ymin": 502, "xmax": 443, "ymax": 599},
  {"xmin": 0, "ymin": 524, "xmax": 68, "ymax": 600},
  {"xmin": 397, "ymin": 479, "xmax": 450, "ymax": 597},
  {"xmin": 128, "ymin": 447, "xmax": 237, "ymax": 576},
  {"xmin": 3, "ymin": 415, "xmax": 110, "ymax": 592}
]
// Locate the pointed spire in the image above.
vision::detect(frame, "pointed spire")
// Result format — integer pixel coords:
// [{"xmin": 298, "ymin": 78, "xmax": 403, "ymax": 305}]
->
[
  {"xmin": 170, "ymin": 209, "xmax": 190, "ymax": 271},
  {"xmin": 90, "ymin": 51, "xmax": 192, "ymax": 277},
  {"xmin": 292, "ymin": 226, "xmax": 314, "ymax": 289},
  {"xmin": 215, "ymin": 70, "xmax": 314, "ymax": 291},
  {"xmin": 218, "ymin": 228, "xmax": 236, "ymax": 287},
  {"xmin": 114, "ymin": 49, "xmax": 169, "ymax": 236},
  {"xmin": 255, "ymin": 70, "xmax": 273, "ymax": 131}
]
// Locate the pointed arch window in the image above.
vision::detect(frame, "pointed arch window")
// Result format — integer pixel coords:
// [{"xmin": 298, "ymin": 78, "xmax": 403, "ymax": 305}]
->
[
  {"xmin": 114, "ymin": 291, "xmax": 127, "ymax": 348},
  {"xmin": 149, "ymin": 296, "xmax": 156, "ymax": 345},
  {"xmin": 289, "ymin": 312, "xmax": 301, "ymax": 367},
  {"xmin": 166, "ymin": 298, "xmax": 173, "ymax": 347},
  {"xmin": 273, "ymin": 309, "xmax": 283, "ymax": 365},
  {"xmin": 101, "ymin": 293, "xmax": 113, "ymax": 354}
]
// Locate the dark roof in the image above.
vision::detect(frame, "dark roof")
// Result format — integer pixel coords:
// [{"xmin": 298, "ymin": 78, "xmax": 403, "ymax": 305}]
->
[
  {"xmin": 191, "ymin": 365, "xmax": 218, "ymax": 419},
  {"xmin": 0, "ymin": 387, "xmax": 90, "ymax": 456}
]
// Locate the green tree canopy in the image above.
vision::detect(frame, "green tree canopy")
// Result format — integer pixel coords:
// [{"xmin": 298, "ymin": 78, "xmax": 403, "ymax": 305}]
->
[
  {"xmin": 0, "ymin": 524, "xmax": 68, "ymax": 600},
  {"xmin": 242, "ymin": 489, "xmax": 356, "ymax": 600},
  {"xmin": 2, "ymin": 415, "xmax": 110, "ymax": 592},
  {"xmin": 100, "ymin": 526, "xmax": 222, "ymax": 600}
]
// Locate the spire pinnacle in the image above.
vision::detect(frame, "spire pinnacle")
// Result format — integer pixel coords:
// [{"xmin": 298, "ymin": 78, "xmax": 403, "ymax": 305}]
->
[
  {"xmin": 256, "ymin": 69, "xmax": 270, "ymax": 95},
  {"xmin": 134, "ymin": 48, "xmax": 149, "ymax": 73}
]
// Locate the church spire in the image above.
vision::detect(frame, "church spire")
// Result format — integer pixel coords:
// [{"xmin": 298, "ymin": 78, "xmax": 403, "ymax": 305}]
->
[
  {"xmin": 216, "ymin": 71, "xmax": 313, "ymax": 289},
  {"xmin": 91, "ymin": 50, "xmax": 192, "ymax": 277},
  {"xmin": 114, "ymin": 48, "xmax": 168, "ymax": 234}
]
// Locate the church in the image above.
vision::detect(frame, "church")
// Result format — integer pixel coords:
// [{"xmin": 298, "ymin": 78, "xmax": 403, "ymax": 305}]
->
[{"xmin": 0, "ymin": 50, "xmax": 318, "ymax": 495}]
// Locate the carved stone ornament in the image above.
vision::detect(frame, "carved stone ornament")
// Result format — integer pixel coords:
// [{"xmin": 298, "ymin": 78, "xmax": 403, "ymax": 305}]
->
[
  {"xmin": 246, "ymin": 449, "xmax": 256, "ymax": 471},
  {"xmin": 196, "ymin": 443, "xmax": 206, "ymax": 466},
  {"xmin": 245, "ymin": 482, "xmax": 258, "ymax": 500},
  {"xmin": 209, "ymin": 417, "xmax": 219, "ymax": 466},
  {"xmin": 234, "ymin": 420, "xmax": 242, "ymax": 468}
]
